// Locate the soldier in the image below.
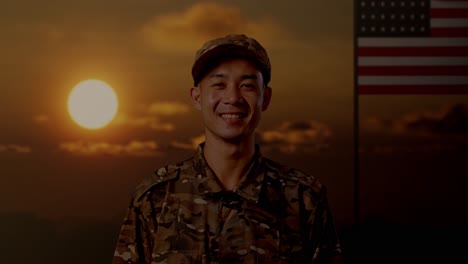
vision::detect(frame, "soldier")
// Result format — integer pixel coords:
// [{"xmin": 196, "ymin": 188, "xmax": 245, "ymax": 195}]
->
[{"xmin": 113, "ymin": 34, "xmax": 342, "ymax": 263}]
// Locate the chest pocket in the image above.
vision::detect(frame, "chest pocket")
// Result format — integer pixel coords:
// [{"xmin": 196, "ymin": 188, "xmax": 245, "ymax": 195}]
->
[
  {"xmin": 222, "ymin": 204, "xmax": 283, "ymax": 263},
  {"xmin": 155, "ymin": 194, "xmax": 207, "ymax": 256},
  {"xmin": 241, "ymin": 204, "xmax": 306, "ymax": 263}
]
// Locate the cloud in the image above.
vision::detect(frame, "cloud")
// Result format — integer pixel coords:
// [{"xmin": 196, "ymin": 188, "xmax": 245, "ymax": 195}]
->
[
  {"xmin": 171, "ymin": 121, "xmax": 332, "ymax": 154},
  {"xmin": 0, "ymin": 144, "xmax": 32, "ymax": 154},
  {"xmin": 364, "ymin": 103, "xmax": 468, "ymax": 137},
  {"xmin": 147, "ymin": 102, "xmax": 190, "ymax": 116},
  {"xmin": 114, "ymin": 101, "xmax": 190, "ymax": 131},
  {"xmin": 33, "ymin": 114, "xmax": 49, "ymax": 124},
  {"xmin": 59, "ymin": 140, "xmax": 161, "ymax": 157},
  {"xmin": 170, "ymin": 141, "xmax": 195, "ymax": 150},
  {"xmin": 258, "ymin": 121, "xmax": 332, "ymax": 154},
  {"xmin": 171, "ymin": 134, "xmax": 205, "ymax": 150},
  {"xmin": 114, "ymin": 114, "xmax": 175, "ymax": 131},
  {"xmin": 140, "ymin": 2, "xmax": 288, "ymax": 53}
]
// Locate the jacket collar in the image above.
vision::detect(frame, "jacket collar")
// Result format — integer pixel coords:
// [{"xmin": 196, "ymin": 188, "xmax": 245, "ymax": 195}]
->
[{"xmin": 192, "ymin": 143, "xmax": 265, "ymax": 203}]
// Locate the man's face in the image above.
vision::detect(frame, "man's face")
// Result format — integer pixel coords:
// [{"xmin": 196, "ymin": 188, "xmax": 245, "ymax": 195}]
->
[{"xmin": 191, "ymin": 58, "xmax": 272, "ymax": 143}]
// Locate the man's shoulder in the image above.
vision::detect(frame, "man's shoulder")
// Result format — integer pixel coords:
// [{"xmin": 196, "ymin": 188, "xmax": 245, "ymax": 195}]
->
[
  {"xmin": 262, "ymin": 157, "xmax": 323, "ymax": 193},
  {"xmin": 131, "ymin": 157, "xmax": 195, "ymax": 203}
]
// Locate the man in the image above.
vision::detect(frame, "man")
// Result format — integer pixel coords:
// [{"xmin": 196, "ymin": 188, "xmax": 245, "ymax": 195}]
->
[{"xmin": 113, "ymin": 34, "xmax": 342, "ymax": 263}]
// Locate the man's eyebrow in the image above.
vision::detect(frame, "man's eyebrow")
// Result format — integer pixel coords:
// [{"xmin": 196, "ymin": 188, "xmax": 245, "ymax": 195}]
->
[
  {"xmin": 209, "ymin": 73, "xmax": 225, "ymax": 79},
  {"xmin": 241, "ymin": 74, "xmax": 258, "ymax": 80},
  {"xmin": 208, "ymin": 73, "xmax": 258, "ymax": 80}
]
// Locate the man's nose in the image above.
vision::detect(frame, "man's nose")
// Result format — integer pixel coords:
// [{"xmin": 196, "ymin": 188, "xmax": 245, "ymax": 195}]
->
[{"xmin": 223, "ymin": 83, "xmax": 243, "ymax": 104}]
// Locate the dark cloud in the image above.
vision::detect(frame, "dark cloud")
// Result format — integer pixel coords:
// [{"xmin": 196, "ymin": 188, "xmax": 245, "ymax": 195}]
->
[
  {"xmin": 402, "ymin": 103, "xmax": 468, "ymax": 135},
  {"xmin": 258, "ymin": 120, "xmax": 332, "ymax": 154},
  {"xmin": 285, "ymin": 121, "xmax": 314, "ymax": 130},
  {"xmin": 364, "ymin": 103, "xmax": 468, "ymax": 138}
]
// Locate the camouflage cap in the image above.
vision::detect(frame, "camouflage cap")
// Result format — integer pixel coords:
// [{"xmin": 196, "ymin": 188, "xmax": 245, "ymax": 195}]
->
[{"xmin": 191, "ymin": 34, "xmax": 271, "ymax": 86}]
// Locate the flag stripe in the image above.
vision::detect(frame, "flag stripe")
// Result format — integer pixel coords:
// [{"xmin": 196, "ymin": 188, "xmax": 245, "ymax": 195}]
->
[
  {"xmin": 358, "ymin": 85, "xmax": 468, "ymax": 94},
  {"xmin": 358, "ymin": 66, "xmax": 468, "ymax": 76},
  {"xmin": 358, "ymin": 38, "xmax": 468, "ymax": 47},
  {"xmin": 431, "ymin": 27, "xmax": 468, "ymax": 36},
  {"xmin": 431, "ymin": 18, "xmax": 468, "ymax": 27},
  {"xmin": 358, "ymin": 47, "xmax": 468, "ymax": 56},
  {"xmin": 432, "ymin": 0, "xmax": 468, "ymax": 9},
  {"xmin": 359, "ymin": 76, "xmax": 468, "ymax": 85},
  {"xmin": 431, "ymin": 8, "xmax": 468, "ymax": 18},
  {"xmin": 358, "ymin": 57, "xmax": 468, "ymax": 66}
]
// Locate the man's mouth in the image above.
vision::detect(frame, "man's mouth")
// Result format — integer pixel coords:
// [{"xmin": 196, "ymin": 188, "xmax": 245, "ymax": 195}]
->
[{"xmin": 219, "ymin": 113, "xmax": 247, "ymax": 119}]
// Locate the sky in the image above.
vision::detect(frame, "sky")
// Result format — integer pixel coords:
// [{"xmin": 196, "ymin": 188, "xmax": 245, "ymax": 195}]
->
[{"xmin": 1, "ymin": 0, "xmax": 467, "ymax": 262}]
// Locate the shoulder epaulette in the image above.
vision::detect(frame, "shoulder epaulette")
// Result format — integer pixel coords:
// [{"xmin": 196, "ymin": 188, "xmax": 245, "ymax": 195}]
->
[
  {"xmin": 132, "ymin": 166, "xmax": 180, "ymax": 202},
  {"xmin": 263, "ymin": 158, "xmax": 319, "ymax": 188},
  {"xmin": 284, "ymin": 168, "xmax": 319, "ymax": 188}
]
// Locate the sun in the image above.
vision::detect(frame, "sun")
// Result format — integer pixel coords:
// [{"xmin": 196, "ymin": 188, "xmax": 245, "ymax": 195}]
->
[{"xmin": 67, "ymin": 79, "xmax": 118, "ymax": 129}]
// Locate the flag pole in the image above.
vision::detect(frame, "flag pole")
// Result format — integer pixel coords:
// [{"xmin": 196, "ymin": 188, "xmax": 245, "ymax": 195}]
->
[{"xmin": 353, "ymin": 0, "xmax": 360, "ymax": 226}]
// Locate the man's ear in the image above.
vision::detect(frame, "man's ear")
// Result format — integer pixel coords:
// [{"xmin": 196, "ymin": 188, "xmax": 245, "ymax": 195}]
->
[
  {"xmin": 190, "ymin": 86, "xmax": 202, "ymax": 111},
  {"xmin": 262, "ymin": 86, "xmax": 272, "ymax": 111}
]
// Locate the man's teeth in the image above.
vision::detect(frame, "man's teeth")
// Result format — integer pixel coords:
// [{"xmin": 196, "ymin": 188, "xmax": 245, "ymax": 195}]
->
[{"xmin": 221, "ymin": 114, "xmax": 243, "ymax": 119}]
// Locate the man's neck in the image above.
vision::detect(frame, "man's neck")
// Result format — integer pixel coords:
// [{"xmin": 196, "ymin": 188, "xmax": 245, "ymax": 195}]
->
[{"xmin": 203, "ymin": 133, "xmax": 256, "ymax": 191}]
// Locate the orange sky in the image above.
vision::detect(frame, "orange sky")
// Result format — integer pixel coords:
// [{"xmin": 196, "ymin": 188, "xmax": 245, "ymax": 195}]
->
[{"xmin": 1, "ymin": 1, "xmax": 468, "ymax": 262}]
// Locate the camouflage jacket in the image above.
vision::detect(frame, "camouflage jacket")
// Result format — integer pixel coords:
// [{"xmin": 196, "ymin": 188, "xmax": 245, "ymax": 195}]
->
[{"xmin": 113, "ymin": 145, "xmax": 341, "ymax": 263}]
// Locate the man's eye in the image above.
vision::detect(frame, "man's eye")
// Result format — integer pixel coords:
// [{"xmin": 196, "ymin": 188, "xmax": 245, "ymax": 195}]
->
[
  {"xmin": 212, "ymin": 83, "xmax": 224, "ymax": 87},
  {"xmin": 241, "ymin": 83, "xmax": 254, "ymax": 88}
]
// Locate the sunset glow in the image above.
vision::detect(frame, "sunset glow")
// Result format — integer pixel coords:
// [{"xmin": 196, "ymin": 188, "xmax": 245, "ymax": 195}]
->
[
  {"xmin": 2, "ymin": 1, "xmax": 468, "ymax": 262},
  {"xmin": 67, "ymin": 80, "xmax": 118, "ymax": 129}
]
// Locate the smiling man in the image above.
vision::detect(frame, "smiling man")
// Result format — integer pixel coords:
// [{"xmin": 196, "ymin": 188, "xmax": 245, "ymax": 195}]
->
[{"xmin": 113, "ymin": 34, "xmax": 342, "ymax": 264}]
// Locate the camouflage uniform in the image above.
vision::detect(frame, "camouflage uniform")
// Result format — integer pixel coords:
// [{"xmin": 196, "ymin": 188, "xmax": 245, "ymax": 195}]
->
[{"xmin": 113, "ymin": 144, "xmax": 341, "ymax": 263}]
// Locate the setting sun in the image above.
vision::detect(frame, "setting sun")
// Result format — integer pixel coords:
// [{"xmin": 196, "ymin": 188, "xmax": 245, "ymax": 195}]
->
[{"xmin": 67, "ymin": 80, "xmax": 118, "ymax": 129}]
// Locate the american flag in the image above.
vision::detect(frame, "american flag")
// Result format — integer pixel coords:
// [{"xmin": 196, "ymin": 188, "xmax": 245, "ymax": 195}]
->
[{"xmin": 356, "ymin": 0, "xmax": 468, "ymax": 94}]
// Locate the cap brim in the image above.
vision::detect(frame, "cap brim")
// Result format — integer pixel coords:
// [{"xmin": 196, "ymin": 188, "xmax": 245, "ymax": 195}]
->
[{"xmin": 191, "ymin": 44, "xmax": 260, "ymax": 86}]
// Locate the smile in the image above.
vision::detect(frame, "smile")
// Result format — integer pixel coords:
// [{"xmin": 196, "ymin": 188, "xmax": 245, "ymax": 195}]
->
[{"xmin": 219, "ymin": 113, "xmax": 247, "ymax": 119}]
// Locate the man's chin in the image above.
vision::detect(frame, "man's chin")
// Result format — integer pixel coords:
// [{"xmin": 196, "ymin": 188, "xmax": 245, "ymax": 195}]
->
[{"xmin": 212, "ymin": 132, "xmax": 250, "ymax": 143}]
